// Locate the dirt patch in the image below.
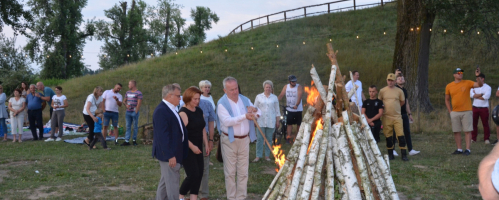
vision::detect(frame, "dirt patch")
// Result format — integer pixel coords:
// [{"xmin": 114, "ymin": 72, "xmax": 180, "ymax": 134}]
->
[
  {"xmin": 27, "ymin": 186, "xmax": 63, "ymax": 200},
  {"xmin": 0, "ymin": 170, "xmax": 8, "ymax": 183},
  {"xmin": 104, "ymin": 184, "xmax": 137, "ymax": 192},
  {"xmin": 413, "ymin": 165, "xmax": 428, "ymax": 169},
  {"xmin": 262, "ymin": 166, "xmax": 277, "ymax": 176},
  {"xmin": 0, "ymin": 160, "xmax": 35, "ymax": 167},
  {"xmin": 246, "ymin": 193, "xmax": 263, "ymax": 200}
]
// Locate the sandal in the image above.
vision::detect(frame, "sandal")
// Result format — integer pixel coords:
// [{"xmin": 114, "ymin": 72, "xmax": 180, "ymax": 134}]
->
[
  {"xmin": 252, "ymin": 158, "xmax": 260, "ymax": 163},
  {"xmin": 83, "ymin": 138, "xmax": 90, "ymax": 146}
]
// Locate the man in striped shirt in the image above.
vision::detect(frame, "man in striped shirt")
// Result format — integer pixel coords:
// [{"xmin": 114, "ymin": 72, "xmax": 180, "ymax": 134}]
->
[{"xmin": 122, "ymin": 80, "xmax": 143, "ymax": 146}]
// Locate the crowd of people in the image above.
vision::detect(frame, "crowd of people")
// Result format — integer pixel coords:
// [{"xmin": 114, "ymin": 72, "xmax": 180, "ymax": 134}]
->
[{"xmin": 1, "ymin": 66, "xmax": 499, "ymax": 199}]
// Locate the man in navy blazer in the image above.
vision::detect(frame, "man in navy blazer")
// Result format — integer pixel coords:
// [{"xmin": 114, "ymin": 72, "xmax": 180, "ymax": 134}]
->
[{"xmin": 153, "ymin": 84, "xmax": 189, "ymax": 200}]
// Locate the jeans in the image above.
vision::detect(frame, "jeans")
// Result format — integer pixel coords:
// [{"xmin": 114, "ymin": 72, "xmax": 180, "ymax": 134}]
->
[
  {"xmin": 0, "ymin": 118, "xmax": 7, "ymax": 137},
  {"xmin": 256, "ymin": 127, "xmax": 274, "ymax": 158},
  {"xmin": 28, "ymin": 109, "xmax": 44, "ymax": 140},
  {"xmin": 125, "ymin": 111, "xmax": 139, "ymax": 142}
]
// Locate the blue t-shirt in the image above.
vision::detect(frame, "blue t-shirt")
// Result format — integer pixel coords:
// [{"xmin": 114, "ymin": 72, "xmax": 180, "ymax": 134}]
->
[
  {"xmin": 26, "ymin": 92, "xmax": 44, "ymax": 110},
  {"xmin": 44, "ymin": 87, "xmax": 55, "ymax": 107},
  {"xmin": 94, "ymin": 117, "xmax": 103, "ymax": 133}
]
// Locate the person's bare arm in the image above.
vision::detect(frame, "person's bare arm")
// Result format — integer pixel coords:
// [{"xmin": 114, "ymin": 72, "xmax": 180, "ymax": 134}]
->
[
  {"xmin": 40, "ymin": 95, "xmax": 51, "ymax": 101},
  {"xmin": 473, "ymin": 68, "xmax": 483, "ymax": 88},
  {"xmin": 295, "ymin": 85, "xmax": 303, "ymax": 109},
  {"xmin": 278, "ymin": 85, "xmax": 286, "ymax": 101},
  {"xmin": 406, "ymin": 101, "xmax": 413, "ymax": 121},
  {"xmin": 478, "ymin": 144, "xmax": 499, "ymax": 199},
  {"xmin": 61, "ymin": 99, "xmax": 68, "ymax": 108},
  {"xmin": 445, "ymin": 94, "xmax": 452, "ymax": 113},
  {"xmin": 8, "ymin": 101, "xmax": 15, "ymax": 113},
  {"xmin": 372, "ymin": 109, "xmax": 383, "ymax": 121},
  {"xmin": 101, "ymin": 98, "xmax": 106, "ymax": 112}
]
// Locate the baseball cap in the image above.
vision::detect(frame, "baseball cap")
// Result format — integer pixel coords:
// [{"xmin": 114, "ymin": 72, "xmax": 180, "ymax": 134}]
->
[
  {"xmin": 288, "ymin": 75, "xmax": 297, "ymax": 82},
  {"xmin": 453, "ymin": 68, "xmax": 464, "ymax": 74},
  {"xmin": 386, "ymin": 73, "xmax": 396, "ymax": 81}
]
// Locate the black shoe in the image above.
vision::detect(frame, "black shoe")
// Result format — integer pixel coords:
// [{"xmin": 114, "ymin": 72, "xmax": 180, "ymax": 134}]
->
[
  {"xmin": 121, "ymin": 142, "xmax": 130, "ymax": 146},
  {"xmin": 114, "ymin": 139, "xmax": 119, "ymax": 145},
  {"xmin": 452, "ymin": 150, "xmax": 463, "ymax": 155},
  {"xmin": 401, "ymin": 150, "xmax": 409, "ymax": 161},
  {"xmin": 492, "ymin": 140, "xmax": 498, "ymax": 145},
  {"xmin": 388, "ymin": 149, "xmax": 395, "ymax": 160},
  {"xmin": 133, "ymin": 140, "xmax": 138, "ymax": 146},
  {"xmin": 463, "ymin": 149, "xmax": 471, "ymax": 156}
]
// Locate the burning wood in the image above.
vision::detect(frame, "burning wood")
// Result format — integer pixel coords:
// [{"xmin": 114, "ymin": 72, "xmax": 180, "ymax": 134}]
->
[{"xmin": 262, "ymin": 44, "xmax": 399, "ymax": 200}]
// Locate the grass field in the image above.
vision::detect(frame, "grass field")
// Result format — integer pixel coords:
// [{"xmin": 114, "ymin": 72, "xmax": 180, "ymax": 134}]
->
[{"xmin": 3, "ymin": 2, "xmax": 499, "ymax": 199}]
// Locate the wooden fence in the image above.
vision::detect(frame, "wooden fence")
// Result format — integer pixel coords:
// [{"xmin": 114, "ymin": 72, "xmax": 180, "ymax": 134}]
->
[{"xmin": 229, "ymin": 0, "xmax": 395, "ymax": 35}]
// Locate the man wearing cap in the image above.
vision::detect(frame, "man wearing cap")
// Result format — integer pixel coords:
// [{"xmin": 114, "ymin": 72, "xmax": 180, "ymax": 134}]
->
[
  {"xmin": 445, "ymin": 67, "xmax": 483, "ymax": 156},
  {"xmin": 278, "ymin": 75, "xmax": 303, "ymax": 144},
  {"xmin": 470, "ymin": 73, "xmax": 491, "ymax": 144},
  {"xmin": 379, "ymin": 73, "xmax": 408, "ymax": 161}
]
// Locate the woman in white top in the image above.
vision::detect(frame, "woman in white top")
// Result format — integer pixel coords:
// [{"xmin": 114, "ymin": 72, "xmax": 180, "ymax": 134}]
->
[
  {"xmin": 199, "ymin": 80, "xmax": 215, "ymax": 110},
  {"xmin": 45, "ymin": 86, "xmax": 68, "ymax": 142},
  {"xmin": 0, "ymin": 85, "xmax": 8, "ymax": 141},
  {"xmin": 83, "ymin": 86, "xmax": 104, "ymax": 146},
  {"xmin": 8, "ymin": 89, "xmax": 26, "ymax": 142},
  {"xmin": 253, "ymin": 80, "xmax": 281, "ymax": 162}
]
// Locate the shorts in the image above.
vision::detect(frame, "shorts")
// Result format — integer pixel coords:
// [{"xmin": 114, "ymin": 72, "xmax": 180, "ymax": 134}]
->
[
  {"xmin": 104, "ymin": 111, "xmax": 119, "ymax": 127},
  {"xmin": 287, "ymin": 111, "xmax": 302, "ymax": 125},
  {"xmin": 450, "ymin": 111, "xmax": 473, "ymax": 132}
]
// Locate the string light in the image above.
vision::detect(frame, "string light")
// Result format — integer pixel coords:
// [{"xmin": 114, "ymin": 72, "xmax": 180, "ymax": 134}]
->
[
  {"xmin": 200, "ymin": 50, "xmax": 203, "ymax": 53},
  {"xmin": 127, "ymin": 54, "xmax": 130, "ymax": 57},
  {"xmin": 276, "ymin": 44, "xmax": 279, "ymax": 48},
  {"xmin": 383, "ymin": 31, "xmax": 386, "ymax": 35},
  {"xmin": 151, "ymin": 53, "xmax": 154, "ymax": 56},
  {"xmin": 356, "ymin": 35, "xmax": 359, "ymax": 39},
  {"xmin": 410, "ymin": 28, "xmax": 414, "ymax": 31},
  {"xmin": 25, "ymin": 54, "xmax": 27, "ymax": 57},
  {"xmin": 477, "ymin": 31, "xmax": 480, "ymax": 35},
  {"xmin": 429, "ymin": 28, "xmax": 432, "ymax": 32},
  {"xmin": 225, "ymin": 49, "xmax": 227, "ymax": 52},
  {"xmin": 329, "ymin": 39, "xmax": 332, "ymax": 41},
  {"xmin": 69, "ymin": 55, "xmax": 71, "ymax": 58},
  {"xmin": 416, "ymin": 27, "xmax": 420, "ymax": 31},
  {"xmin": 4, "ymin": 54, "xmax": 6, "ymax": 57},
  {"xmin": 461, "ymin": 30, "xmax": 463, "ymax": 34},
  {"xmin": 175, "ymin": 52, "xmax": 178, "ymax": 55},
  {"xmin": 303, "ymin": 41, "xmax": 305, "ymax": 45},
  {"xmin": 444, "ymin": 29, "xmax": 447, "ymax": 33},
  {"xmin": 81, "ymin": 55, "xmax": 83, "ymax": 58},
  {"xmin": 104, "ymin": 55, "xmax": 107, "ymax": 58},
  {"xmin": 47, "ymin": 55, "xmax": 49, "ymax": 58},
  {"xmin": 251, "ymin": 47, "xmax": 254, "ymax": 50}
]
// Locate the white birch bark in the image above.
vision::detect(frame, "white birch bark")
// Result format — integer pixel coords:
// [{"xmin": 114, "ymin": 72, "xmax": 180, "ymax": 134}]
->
[
  {"xmin": 360, "ymin": 115, "xmax": 399, "ymax": 200},
  {"xmin": 331, "ymin": 124, "xmax": 347, "ymax": 199},
  {"xmin": 333, "ymin": 122, "xmax": 362, "ymax": 200},
  {"xmin": 299, "ymin": 128, "xmax": 324, "ymax": 200},
  {"xmin": 287, "ymin": 123, "xmax": 312, "ymax": 200},
  {"xmin": 263, "ymin": 167, "xmax": 284, "ymax": 199},
  {"xmin": 329, "ymin": 65, "xmax": 338, "ymax": 123},
  {"xmin": 342, "ymin": 111, "xmax": 374, "ymax": 200},
  {"xmin": 310, "ymin": 65, "xmax": 328, "ymax": 104},
  {"xmin": 311, "ymin": 127, "xmax": 330, "ymax": 199}
]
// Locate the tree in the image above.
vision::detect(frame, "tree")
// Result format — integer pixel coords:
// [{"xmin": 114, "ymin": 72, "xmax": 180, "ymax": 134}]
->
[
  {"xmin": 392, "ymin": 0, "xmax": 499, "ymax": 112},
  {"xmin": 148, "ymin": 0, "xmax": 182, "ymax": 54},
  {"xmin": 24, "ymin": 0, "xmax": 94, "ymax": 79},
  {"xmin": 0, "ymin": 34, "xmax": 35, "ymax": 95},
  {"xmin": 187, "ymin": 6, "xmax": 219, "ymax": 46},
  {"xmin": 0, "ymin": 0, "xmax": 33, "ymax": 35},
  {"xmin": 170, "ymin": 9, "xmax": 188, "ymax": 50},
  {"xmin": 95, "ymin": 0, "xmax": 153, "ymax": 70}
]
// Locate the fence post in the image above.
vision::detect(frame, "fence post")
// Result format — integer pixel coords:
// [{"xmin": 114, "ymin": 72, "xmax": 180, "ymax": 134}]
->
[
  {"xmin": 354, "ymin": 0, "xmax": 357, "ymax": 10},
  {"xmin": 304, "ymin": 7, "xmax": 306, "ymax": 17},
  {"xmin": 381, "ymin": 0, "xmax": 384, "ymax": 7},
  {"xmin": 240, "ymin": 25, "xmax": 242, "ymax": 32},
  {"xmin": 284, "ymin": 12, "xmax": 286, "ymax": 21},
  {"xmin": 251, "ymin": 20, "xmax": 253, "ymax": 29},
  {"xmin": 267, "ymin": 15, "xmax": 269, "ymax": 24},
  {"xmin": 328, "ymin": 3, "xmax": 330, "ymax": 13}
]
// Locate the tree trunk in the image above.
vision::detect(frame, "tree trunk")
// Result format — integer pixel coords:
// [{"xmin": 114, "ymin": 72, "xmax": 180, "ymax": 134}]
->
[
  {"xmin": 392, "ymin": 0, "xmax": 435, "ymax": 112},
  {"xmin": 162, "ymin": 6, "xmax": 171, "ymax": 55},
  {"xmin": 120, "ymin": 1, "xmax": 128, "ymax": 64}
]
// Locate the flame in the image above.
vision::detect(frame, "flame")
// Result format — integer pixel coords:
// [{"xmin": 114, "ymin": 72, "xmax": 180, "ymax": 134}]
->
[
  {"xmin": 304, "ymin": 81, "xmax": 320, "ymax": 106},
  {"xmin": 308, "ymin": 119, "xmax": 324, "ymax": 153},
  {"xmin": 273, "ymin": 144, "xmax": 286, "ymax": 172}
]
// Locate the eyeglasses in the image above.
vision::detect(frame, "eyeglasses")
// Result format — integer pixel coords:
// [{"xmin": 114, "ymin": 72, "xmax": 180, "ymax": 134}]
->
[{"xmin": 456, "ymin": 72, "xmax": 463, "ymax": 75}]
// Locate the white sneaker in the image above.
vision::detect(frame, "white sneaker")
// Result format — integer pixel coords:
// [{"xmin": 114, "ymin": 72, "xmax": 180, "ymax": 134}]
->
[
  {"xmin": 409, "ymin": 149, "xmax": 420, "ymax": 156},
  {"xmin": 55, "ymin": 138, "xmax": 62, "ymax": 141},
  {"xmin": 45, "ymin": 138, "xmax": 55, "ymax": 142},
  {"xmin": 393, "ymin": 150, "xmax": 399, "ymax": 156},
  {"xmin": 485, "ymin": 140, "xmax": 490, "ymax": 144}
]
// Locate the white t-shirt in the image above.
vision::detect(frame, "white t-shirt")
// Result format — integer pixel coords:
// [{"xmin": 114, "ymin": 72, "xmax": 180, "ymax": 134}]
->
[
  {"xmin": 103, "ymin": 89, "xmax": 123, "ymax": 113},
  {"xmin": 9, "ymin": 97, "xmax": 25, "ymax": 116},
  {"xmin": 82, "ymin": 94, "xmax": 104, "ymax": 115},
  {"xmin": 345, "ymin": 80, "xmax": 363, "ymax": 107},
  {"xmin": 52, "ymin": 95, "xmax": 67, "ymax": 111}
]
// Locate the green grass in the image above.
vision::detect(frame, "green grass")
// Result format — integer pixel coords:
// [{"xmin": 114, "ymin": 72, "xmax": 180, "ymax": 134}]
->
[{"xmin": 3, "ymin": 3, "xmax": 499, "ymax": 199}]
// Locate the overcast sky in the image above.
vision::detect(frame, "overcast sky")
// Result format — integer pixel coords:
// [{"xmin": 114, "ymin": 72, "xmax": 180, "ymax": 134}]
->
[{"xmin": 3, "ymin": 0, "xmax": 383, "ymax": 71}]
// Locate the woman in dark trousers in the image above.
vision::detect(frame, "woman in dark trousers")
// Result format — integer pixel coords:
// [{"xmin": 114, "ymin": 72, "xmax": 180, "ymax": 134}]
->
[
  {"xmin": 83, "ymin": 86, "xmax": 104, "ymax": 146},
  {"xmin": 178, "ymin": 87, "xmax": 210, "ymax": 200}
]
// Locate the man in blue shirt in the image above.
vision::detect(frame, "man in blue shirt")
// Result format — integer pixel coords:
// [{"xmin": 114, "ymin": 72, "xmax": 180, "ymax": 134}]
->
[
  {"xmin": 37, "ymin": 82, "xmax": 55, "ymax": 117},
  {"xmin": 26, "ymin": 84, "xmax": 45, "ymax": 140},
  {"xmin": 198, "ymin": 98, "xmax": 216, "ymax": 199}
]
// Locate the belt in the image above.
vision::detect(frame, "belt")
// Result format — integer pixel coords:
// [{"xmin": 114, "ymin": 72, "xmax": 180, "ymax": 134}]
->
[
  {"xmin": 223, "ymin": 132, "xmax": 248, "ymax": 139},
  {"xmin": 473, "ymin": 106, "xmax": 488, "ymax": 109}
]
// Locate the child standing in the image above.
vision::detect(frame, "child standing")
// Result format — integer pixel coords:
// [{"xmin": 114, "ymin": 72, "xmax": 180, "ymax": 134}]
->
[
  {"xmin": 362, "ymin": 85, "xmax": 384, "ymax": 143},
  {"xmin": 89, "ymin": 109, "xmax": 110, "ymax": 150}
]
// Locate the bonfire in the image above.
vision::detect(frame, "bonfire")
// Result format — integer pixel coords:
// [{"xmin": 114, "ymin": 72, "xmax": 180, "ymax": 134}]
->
[{"xmin": 262, "ymin": 44, "xmax": 399, "ymax": 200}]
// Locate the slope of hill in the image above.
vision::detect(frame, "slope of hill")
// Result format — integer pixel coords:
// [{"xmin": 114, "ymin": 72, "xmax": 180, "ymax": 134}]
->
[{"xmin": 56, "ymin": 3, "xmax": 499, "ymax": 125}]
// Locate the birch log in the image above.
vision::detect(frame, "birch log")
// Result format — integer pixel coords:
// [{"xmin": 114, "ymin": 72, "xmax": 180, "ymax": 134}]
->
[
  {"xmin": 343, "ymin": 111, "xmax": 374, "ymax": 200},
  {"xmin": 360, "ymin": 115, "xmax": 399, "ymax": 200},
  {"xmin": 331, "ymin": 123, "xmax": 347, "ymax": 199},
  {"xmin": 310, "ymin": 65, "xmax": 328, "ymax": 104},
  {"xmin": 328, "ymin": 65, "xmax": 338, "ymax": 123},
  {"xmin": 299, "ymin": 128, "xmax": 324, "ymax": 200},
  {"xmin": 333, "ymin": 123, "xmax": 362, "ymax": 200},
  {"xmin": 287, "ymin": 123, "xmax": 313, "ymax": 200},
  {"xmin": 311, "ymin": 126, "xmax": 329, "ymax": 199}
]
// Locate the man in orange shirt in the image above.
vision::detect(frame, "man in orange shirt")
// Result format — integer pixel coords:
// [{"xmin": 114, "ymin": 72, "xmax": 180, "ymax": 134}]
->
[{"xmin": 445, "ymin": 67, "xmax": 483, "ymax": 156}]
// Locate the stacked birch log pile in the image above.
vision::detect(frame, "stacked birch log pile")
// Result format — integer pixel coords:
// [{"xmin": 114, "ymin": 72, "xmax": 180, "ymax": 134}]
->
[{"xmin": 262, "ymin": 44, "xmax": 399, "ymax": 200}]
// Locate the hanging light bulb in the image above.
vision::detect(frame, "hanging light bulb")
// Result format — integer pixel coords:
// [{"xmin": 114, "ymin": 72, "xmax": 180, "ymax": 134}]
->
[
  {"xmin": 81, "ymin": 55, "xmax": 83, "ymax": 58},
  {"xmin": 25, "ymin": 54, "xmax": 28, "ymax": 57},
  {"xmin": 461, "ymin": 30, "xmax": 464, "ymax": 34},
  {"xmin": 4, "ymin": 54, "xmax": 6, "ymax": 57},
  {"xmin": 329, "ymin": 39, "xmax": 332, "ymax": 42},
  {"xmin": 127, "ymin": 54, "xmax": 130, "ymax": 57},
  {"xmin": 429, "ymin": 28, "xmax": 432, "ymax": 32},
  {"xmin": 151, "ymin": 53, "xmax": 154, "ymax": 56},
  {"xmin": 276, "ymin": 44, "xmax": 279, "ymax": 48},
  {"xmin": 417, "ymin": 27, "xmax": 420, "ymax": 31},
  {"xmin": 477, "ymin": 31, "xmax": 480, "ymax": 35},
  {"xmin": 356, "ymin": 35, "xmax": 359, "ymax": 39},
  {"xmin": 175, "ymin": 52, "xmax": 178, "ymax": 55},
  {"xmin": 444, "ymin": 29, "xmax": 447, "ymax": 33},
  {"xmin": 251, "ymin": 47, "xmax": 254, "ymax": 50},
  {"xmin": 104, "ymin": 55, "xmax": 107, "ymax": 58},
  {"xmin": 225, "ymin": 49, "xmax": 227, "ymax": 52},
  {"xmin": 47, "ymin": 55, "xmax": 50, "ymax": 58},
  {"xmin": 410, "ymin": 28, "xmax": 414, "ymax": 31},
  {"xmin": 69, "ymin": 55, "xmax": 72, "ymax": 58},
  {"xmin": 383, "ymin": 31, "xmax": 386, "ymax": 35},
  {"xmin": 200, "ymin": 50, "xmax": 203, "ymax": 54}
]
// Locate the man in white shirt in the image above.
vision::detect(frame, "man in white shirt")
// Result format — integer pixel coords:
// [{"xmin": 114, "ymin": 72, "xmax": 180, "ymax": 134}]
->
[
  {"xmin": 101, "ymin": 83, "xmax": 123, "ymax": 145},
  {"xmin": 345, "ymin": 70, "xmax": 366, "ymax": 108},
  {"xmin": 470, "ymin": 73, "xmax": 492, "ymax": 144},
  {"xmin": 217, "ymin": 76, "xmax": 261, "ymax": 200}
]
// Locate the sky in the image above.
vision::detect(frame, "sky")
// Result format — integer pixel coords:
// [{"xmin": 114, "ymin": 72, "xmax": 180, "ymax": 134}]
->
[{"xmin": 3, "ymin": 0, "xmax": 383, "ymax": 71}]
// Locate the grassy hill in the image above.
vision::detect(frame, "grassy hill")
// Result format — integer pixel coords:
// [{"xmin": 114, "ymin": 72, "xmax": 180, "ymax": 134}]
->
[{"xmin": 55, "ymin": 3, "xmax": 498, "ymax": 127}]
